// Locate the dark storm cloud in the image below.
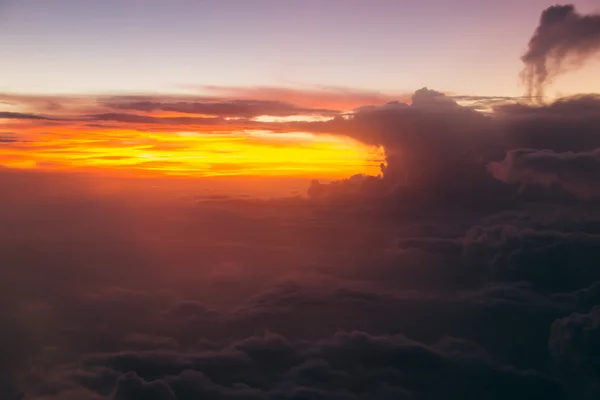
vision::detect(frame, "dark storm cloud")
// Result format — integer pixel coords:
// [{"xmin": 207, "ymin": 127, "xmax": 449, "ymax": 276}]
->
[
  {"xmin": 550, "ymin": 306, "xmax": 600, "ymax": 399},
  {"xmin": 103, "ymin": 98, "xmax": 338, "ymax": 118},
  {"xmin": 522, "ymin": 4, "xmax": 600, "ymax": 99},
  {"xmin": 16, "ymin": 274, "xmax": 599, "ymax": 399},
  {"xmin": 496, "ymin": 94, "xmax": 600, "ymax": 152},
  {"xmin": 461, "ymin": 211, "xmax": 600, "ymax": 291},
  {"xmin": 298, "ymin": 88, "xmax": 505, "ymax": 204},
  {"xmin": 21, "ymin": 268, "xmax": 592, "ymax": 400},
  {"xmin": 297, "ymin": 89, "xmax": 600, "ymax": 209},
  {"xmin": 2, "ymin": 176, "xmax": 600, "ymax": 399},
  {"xmin": 489, "ymin": 148, "xmax": 600, "ymax": 199},
  {"xmin": 76, "ymin": 331, "xmax": 563, "ymax": 400}
]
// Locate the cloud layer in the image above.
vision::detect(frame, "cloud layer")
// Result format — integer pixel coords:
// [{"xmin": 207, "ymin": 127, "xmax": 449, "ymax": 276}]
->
[
  {"xmin": 2, "ymin": 162, "xmax": 600, "ymax": 399},
  {"xmin": 2, "ymin": 5, "xmax": 600, "ymax": 399},
  {"xmin": 4, "ymin": 77, "xmax": 600, "ymax": 400}
]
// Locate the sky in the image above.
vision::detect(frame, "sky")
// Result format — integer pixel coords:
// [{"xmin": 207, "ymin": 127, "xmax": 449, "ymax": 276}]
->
[
  {"xmin": 0, "ymin": 0, "xmax": 599, "ymax": 97},
  {"xmin": 4, "ymin": 2, "xmax": 600, "ymax": 400}
]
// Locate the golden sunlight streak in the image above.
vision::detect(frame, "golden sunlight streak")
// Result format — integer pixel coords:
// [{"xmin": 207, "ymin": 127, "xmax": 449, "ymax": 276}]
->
[{"xmin": 0, "ymin": 124, "xmax": 384, "ymax": 178}]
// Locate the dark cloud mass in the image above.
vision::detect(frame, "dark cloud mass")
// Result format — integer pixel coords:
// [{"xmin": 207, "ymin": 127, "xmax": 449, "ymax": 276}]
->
[
  {"xmin": 550, "ymin": 307, "xmax": 600, "ymax": 399},
  {"xmin": 4, "ymin": 5, "xmax": 600, "ymax": 400},
  {"xmin": 299, "ymin": 86, "xmax": 600, "ymax": 208},
  {"xmin": 103, "ymin": 98, "xmax": 338, "ymax": 118},
  {"xmin": 496, "ymin": 94, "xmax": 600, "ymax": 153},
  {"xmin": 522, "ymin": 4, "xmax": 600, "ymax": 99},
  {"xmin": 299, "ymin": 87, "xmax": 502, "ymax": 199},
  {"xmin": 489, "ymin": 148, "xmax": 600, "ymax": 199},
  {"xmin": 3, "ymin": 164, "xmax": 600, "ymax": 399}
]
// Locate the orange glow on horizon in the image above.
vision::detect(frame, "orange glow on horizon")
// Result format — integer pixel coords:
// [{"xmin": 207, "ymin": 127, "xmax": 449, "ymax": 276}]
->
[{"xmin": 0, "ymin": 123, "xmax": 384, "ymax": 178}]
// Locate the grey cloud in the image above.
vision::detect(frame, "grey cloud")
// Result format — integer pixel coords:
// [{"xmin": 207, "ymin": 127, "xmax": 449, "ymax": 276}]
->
[
  {"xmin": 104, "ymin": 99, "xmax": 339, "ymax": 118},
  {"xmin": 2, "ymin": 174, "xmax": 600, "ymax": 399},
  {"xmin": 496, "ymin": 94, "xmax": 600, "ymax": 153},
  {"xmin": 299, "ymin": 90, "xmax": 600, "ymax": 209},
  {"xmin": 0, "ymin": 111, "xmax": 63, "ymax": 121},
  {"xmin": 550, "ymin": 306, "xmax": 600, "ymax": 399},
  {"xmin": 78, "ymin": 332, "xmax": 562, "ymax": 400},
  {"xmin": 522, "ymin": 4, "xmax": 600, "ymax": 99},
  {"xmin": 488, "ymin": 148, "xmax": 600, "ymax": 199}
]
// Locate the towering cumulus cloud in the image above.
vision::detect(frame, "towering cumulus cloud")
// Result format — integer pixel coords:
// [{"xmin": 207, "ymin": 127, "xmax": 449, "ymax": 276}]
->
[{"xmin": 522, "ymin": 4, "xmax": 600, "ymax": 99}]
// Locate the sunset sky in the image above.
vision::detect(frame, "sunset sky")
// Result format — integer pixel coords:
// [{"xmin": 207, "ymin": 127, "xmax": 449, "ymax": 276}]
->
[
  {"xmin": 2, "ymin": 0, "xmax": 600, "ymax": 185},
  {"xmin": 1, "ymin": 0, "xmax": 599, "ymax": 96},
  {"xmin": 3, "ymin": 3, "xmax": 600, "ymax": 400}
]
